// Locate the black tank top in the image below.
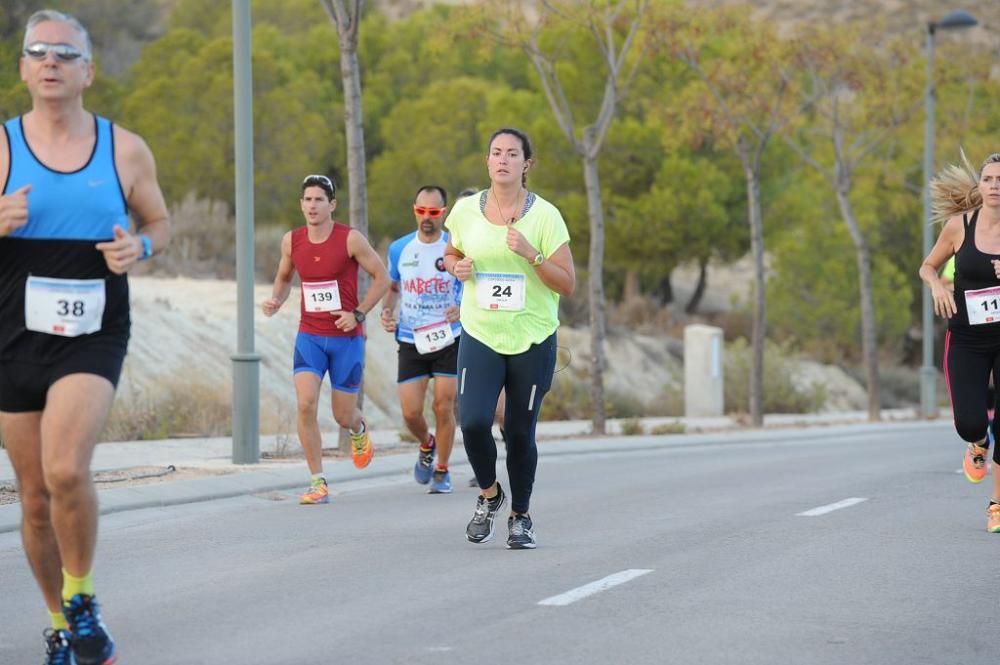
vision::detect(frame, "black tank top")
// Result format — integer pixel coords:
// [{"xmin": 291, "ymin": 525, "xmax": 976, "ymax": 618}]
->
[{"xmin": 951, "ymin": 208, "xmax": 1000, "ymax": 331}]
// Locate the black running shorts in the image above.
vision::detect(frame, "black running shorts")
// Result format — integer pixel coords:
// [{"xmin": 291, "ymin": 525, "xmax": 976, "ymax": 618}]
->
[
  {"xmin": 397, "ymin": 339, "xmax": 459, "ymax": 384},
  {"xmin": 0, "ymin": 333, "xmax": 128, "ymax": 412}
]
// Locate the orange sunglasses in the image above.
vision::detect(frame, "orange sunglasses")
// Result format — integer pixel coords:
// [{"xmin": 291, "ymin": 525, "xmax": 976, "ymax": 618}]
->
[{"xmin": 413, "ymin": 206, "xmax": 448, "ymax": 218}]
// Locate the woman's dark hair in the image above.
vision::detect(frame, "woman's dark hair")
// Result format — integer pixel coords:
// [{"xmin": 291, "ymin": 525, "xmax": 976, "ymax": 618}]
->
[
  {"xmin": 414, "ymin": 185, "xmax": 448, "ymax": 206},
  {"xmin": 488, "ymin": 127, "xmax": 533, "ymax": 187}
]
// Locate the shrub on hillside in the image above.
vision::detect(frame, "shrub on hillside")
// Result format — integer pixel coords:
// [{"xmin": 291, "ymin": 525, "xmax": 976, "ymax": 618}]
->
[
  {"xmin": 541, "ymin": 374, "xmax": 649, "ymax": 421},
  {"xmin": 104, "ymin": 376, "xmax": 232, "ymax": 441},
  {"xmin": 131, "ymin": 193, "xmax": 288, "ymax": 282},
  {"xmin": 724, "ymin": 337, "xmax": 826, "ymax": 414}
]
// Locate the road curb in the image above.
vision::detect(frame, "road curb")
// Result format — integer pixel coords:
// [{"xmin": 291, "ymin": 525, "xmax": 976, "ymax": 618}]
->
[{"xmin": 0, "ymin": 418, "xmax": 955, "ymax": 535}]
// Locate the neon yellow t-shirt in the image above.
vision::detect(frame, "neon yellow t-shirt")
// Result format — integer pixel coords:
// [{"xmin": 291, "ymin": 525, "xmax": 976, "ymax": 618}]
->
[
  {"xmin": 445, "ymin": 192, "xmax": 570, "ymax": 354},
  {"xmin": 942, "ymin": 256, "xmax": 956, "ymax": 281}
]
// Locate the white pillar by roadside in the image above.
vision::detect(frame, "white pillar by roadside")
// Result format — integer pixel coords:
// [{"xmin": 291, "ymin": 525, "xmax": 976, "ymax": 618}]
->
[{"xmin": 684, "ymin": 324, "xmax": 724, "ymax": 417}]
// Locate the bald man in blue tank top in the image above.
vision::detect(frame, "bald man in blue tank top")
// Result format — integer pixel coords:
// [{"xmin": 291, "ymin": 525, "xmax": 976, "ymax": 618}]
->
[{"xmin": 0, "ymin": 10, "xmax": 170, "ymax": 664}]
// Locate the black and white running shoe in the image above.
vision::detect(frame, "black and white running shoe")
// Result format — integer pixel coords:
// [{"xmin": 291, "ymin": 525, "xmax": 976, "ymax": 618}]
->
[
  {"xmin": 466, "ymin": 483, "xmax": 506, "ymax": 543},
  {"xmin": 506, "ymin": 513, "xmax": 536, "ymax": 549}
]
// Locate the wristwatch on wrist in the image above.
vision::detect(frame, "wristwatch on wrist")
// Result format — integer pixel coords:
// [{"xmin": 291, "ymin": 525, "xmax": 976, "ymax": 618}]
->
[
  {"xmin": 353, "ymin": 309, "xmax": 366, "ymax": 323},
  {"xmin": 531, "ymin": 252, "xmax": 545, "ymax": 266},
  {"xmin": 139, "ymin": 234, "xmax": 153, "ymax": 260}
]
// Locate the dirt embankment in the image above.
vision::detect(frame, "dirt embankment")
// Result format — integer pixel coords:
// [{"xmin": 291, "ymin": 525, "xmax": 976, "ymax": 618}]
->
[{"xmin": 120, "ymin": 276, "xmax": 867, "ymax": 437}]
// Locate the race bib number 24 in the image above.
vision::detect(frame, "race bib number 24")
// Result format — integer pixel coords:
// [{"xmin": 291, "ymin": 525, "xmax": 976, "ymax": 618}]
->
[{"xmin": 475, "ymin": 272, "xmax": 526, "ymax": 311}]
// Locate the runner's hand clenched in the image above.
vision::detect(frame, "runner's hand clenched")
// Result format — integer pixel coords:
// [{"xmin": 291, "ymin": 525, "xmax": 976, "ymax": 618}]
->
[
  {"xmin": 505, "ymin": 221, "xmax": 536, "ymax": 261},
  {"xmin": 453, "ymin": 257, "xmax": 474, "ymax": 282},
  {"xmin": 380, "ymin": 307, "xmax": 396, "ymax": 333},
  {"xmin": 96, "ymin": 225, "xmax": 143, "ymax": 275},
  {"xmin": 0, "ymin": 184, "xmax": 30, "ymax": 237},
  {"xmin": 261, "ymin": 298, "xmax": 283, "ymax": 317},
  {"xmin": 332, "ymin": 311, "xmax": 359, "ymax": 332}
]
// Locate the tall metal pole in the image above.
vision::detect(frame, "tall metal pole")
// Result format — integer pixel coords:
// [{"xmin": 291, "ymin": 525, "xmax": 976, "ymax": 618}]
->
[
  {"xmin": 231, "ymin": 0, "xmax": 261, "ymax": 463},
  {"xmin": 920, "ymin": 24, "xmax": 937, "ymax": 419}
]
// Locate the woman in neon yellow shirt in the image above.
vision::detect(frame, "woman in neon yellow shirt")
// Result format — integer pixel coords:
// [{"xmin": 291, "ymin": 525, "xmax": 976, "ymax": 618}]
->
[{"xmin": 443, "ymin": 128, "xmax": 576, "ymax": 549}]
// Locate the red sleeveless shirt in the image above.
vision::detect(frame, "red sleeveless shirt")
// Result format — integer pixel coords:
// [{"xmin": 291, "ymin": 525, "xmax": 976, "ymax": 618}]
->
[{"xmin": 291, "ymin": 223, "xmax": 362, "ymax": 337}]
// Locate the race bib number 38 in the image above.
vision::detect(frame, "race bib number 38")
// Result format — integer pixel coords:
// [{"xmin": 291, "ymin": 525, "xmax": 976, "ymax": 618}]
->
[
  {"xmin": 965, "ymin": 286, "xmax": 1000, "ymax": 325},
  {"xmin": 475, "ymin": 272, "xmax": 526, "ymax": 311},
  {"xmin": 414, "ymin": 320, "xmax": 455, "ymax": 354},
  {"xmin": 302, "ymin": 280, "xmax": 342, "ymax": 312},
  {"xmin": 25, "ymin": 276, "xmax": 106, "ymax": 337}
]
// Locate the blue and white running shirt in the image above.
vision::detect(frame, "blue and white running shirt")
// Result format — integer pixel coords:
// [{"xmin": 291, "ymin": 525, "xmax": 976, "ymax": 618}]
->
[{"xmin": 386, "ymin": 231, "xmax": 462, "ymax": 344}]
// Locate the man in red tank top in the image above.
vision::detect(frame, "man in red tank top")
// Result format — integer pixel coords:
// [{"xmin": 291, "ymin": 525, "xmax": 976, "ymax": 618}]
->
[{"xmin": 261, "ymin": 174, "xmax": 390, "ymax": 505}]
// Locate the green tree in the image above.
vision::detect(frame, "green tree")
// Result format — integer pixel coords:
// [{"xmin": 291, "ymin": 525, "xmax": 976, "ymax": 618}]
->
[
  {"xmin": 782, "ymin": 25, "xmax": 925, "ymax": 420},
  {"xmin": 367, "ymin": 77, "xmax": 547, "ymax": 239},
  {"xmin": 121, "ymin": 25, "xmax": 339, "ymax": 226},
  {"xmin": 475, "ymin": 0, "xmax": 652, "ymax": 434},
  {"xmin": 663, "ymin": 6, "xmax": 802, "ymax": 425}
]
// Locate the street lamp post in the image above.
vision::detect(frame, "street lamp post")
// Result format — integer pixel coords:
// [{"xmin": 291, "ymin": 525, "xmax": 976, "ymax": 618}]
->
[
  {"xmin": 921, "ymin": 9, "xmax": 978, "ymax": 419},
  {"xmin": 231, "ymin": 0, "xmax": 261, "ymax": 463}
]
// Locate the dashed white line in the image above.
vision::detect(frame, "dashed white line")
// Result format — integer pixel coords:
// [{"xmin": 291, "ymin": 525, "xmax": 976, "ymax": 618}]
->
[
  {"xmin": 797, "ymin": 497, "xmax": 868, "ymax": 517},
  {"xmin": 538, "ymin": 569, "xmax": 653, "ymax": 606}
]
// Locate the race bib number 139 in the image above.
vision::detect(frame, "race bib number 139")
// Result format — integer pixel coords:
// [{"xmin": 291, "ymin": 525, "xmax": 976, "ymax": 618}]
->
[{"xmin": 302, "ymin": 280, "xmax": 342, "ymax": 312}]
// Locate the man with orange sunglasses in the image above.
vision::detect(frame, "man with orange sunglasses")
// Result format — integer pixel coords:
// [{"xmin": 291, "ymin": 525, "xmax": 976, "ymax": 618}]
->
[{"xmin": 381, "ymin": 186, "xmax": 463, "ymax": 493}]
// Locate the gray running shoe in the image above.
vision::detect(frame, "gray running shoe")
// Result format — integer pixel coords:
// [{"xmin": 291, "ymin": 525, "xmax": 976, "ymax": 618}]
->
[
  {"xmin": 466, "ymin": 483, "xmax": 506, "ymax": 543},
  {"xmin": 506, "ymin": 514, "xmax": 536, "ymax": 549}
]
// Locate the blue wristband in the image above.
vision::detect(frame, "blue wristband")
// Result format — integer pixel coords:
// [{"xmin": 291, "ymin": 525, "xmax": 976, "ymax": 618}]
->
[{"xmin": 139, "ymin": 234, "xmax": 152, "ymax": 260}]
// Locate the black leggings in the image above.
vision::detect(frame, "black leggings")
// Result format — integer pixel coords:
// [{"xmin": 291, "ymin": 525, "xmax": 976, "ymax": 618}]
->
[
  {"xmin": 945, "ymin": 329, "xmax": 1000, "ymax": 464},
  {"xmin": 458, "ymin": 331, "xmax": 556, "ymax": 514}
]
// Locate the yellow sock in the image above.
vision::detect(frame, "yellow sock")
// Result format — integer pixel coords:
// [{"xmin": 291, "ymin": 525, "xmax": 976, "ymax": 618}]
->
[
  {"xmin": 61, "ymin": 569, "xmax": 95, "ymax": 602},
  {"xmin": 49, "ymin": 610, "xmax": 68, "ymax": 631}
]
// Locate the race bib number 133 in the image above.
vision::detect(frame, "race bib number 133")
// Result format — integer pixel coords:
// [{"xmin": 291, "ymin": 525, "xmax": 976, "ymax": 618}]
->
[{"xmin": 413, "ymin": 320, "xmax": 455, "ymax": 354}]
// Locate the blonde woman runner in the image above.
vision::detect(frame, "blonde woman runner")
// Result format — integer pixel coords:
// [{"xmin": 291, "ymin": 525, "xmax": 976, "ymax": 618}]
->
[{"xmin": 919, "ymin": 151, "xmax": 1000, "ymax": 531}]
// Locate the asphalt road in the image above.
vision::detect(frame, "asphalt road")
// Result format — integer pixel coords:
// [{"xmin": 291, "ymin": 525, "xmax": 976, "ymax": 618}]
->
[{"xmin": 1, "ymin": 424, "xmax": 995, "ymax": 664}]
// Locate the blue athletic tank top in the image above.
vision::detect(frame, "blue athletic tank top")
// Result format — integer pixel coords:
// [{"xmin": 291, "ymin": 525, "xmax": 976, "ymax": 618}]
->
[
  {"xmin": 0, "ymin": 114, "xmax": 131, "ymax": 361},
  {"xmin": 6, "ymin": 115, "xmax": 128, "ymax": 239}
]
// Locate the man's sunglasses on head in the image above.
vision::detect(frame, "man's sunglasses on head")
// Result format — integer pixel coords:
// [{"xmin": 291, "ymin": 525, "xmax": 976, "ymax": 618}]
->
[
  {"xmin": 302, "ymin": 174, "xmax": 333, "ymax": 188},
  {"xmin": 413, "ymin": 206, "xmax": 447, "ymax": 218},
  {"xmin": 23, "ymin": 42, "xmax": 86, "ymax": 62}
]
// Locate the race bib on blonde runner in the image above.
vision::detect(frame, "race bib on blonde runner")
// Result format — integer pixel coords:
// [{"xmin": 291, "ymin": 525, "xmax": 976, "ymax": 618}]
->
[
  {"xmin": 475, "ymin": 272, "xmax": 526, "ymax": 311},
  {"xmin": 413, "ymin": 319, "xmax": 455, "ymax": 354},
  {"xmin": 25, "ymin": 276, "xmax": 106, "ymax": 337},
  {"xmin": 965, "ymin": 286, "xmax": 1000, "ymax": 325},
  {"xmin": 302, "ymin": 280, "xmax": 342, "ymax": 312}
]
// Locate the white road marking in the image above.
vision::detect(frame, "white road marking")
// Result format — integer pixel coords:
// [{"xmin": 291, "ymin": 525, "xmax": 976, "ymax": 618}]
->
[
  {"xmin": 538, "ymin": 569, "xmax": 653, "ymax": 607},
  {"xmin": 797, "ymin": 497, "xmax": 868, "ymax": 517}
]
